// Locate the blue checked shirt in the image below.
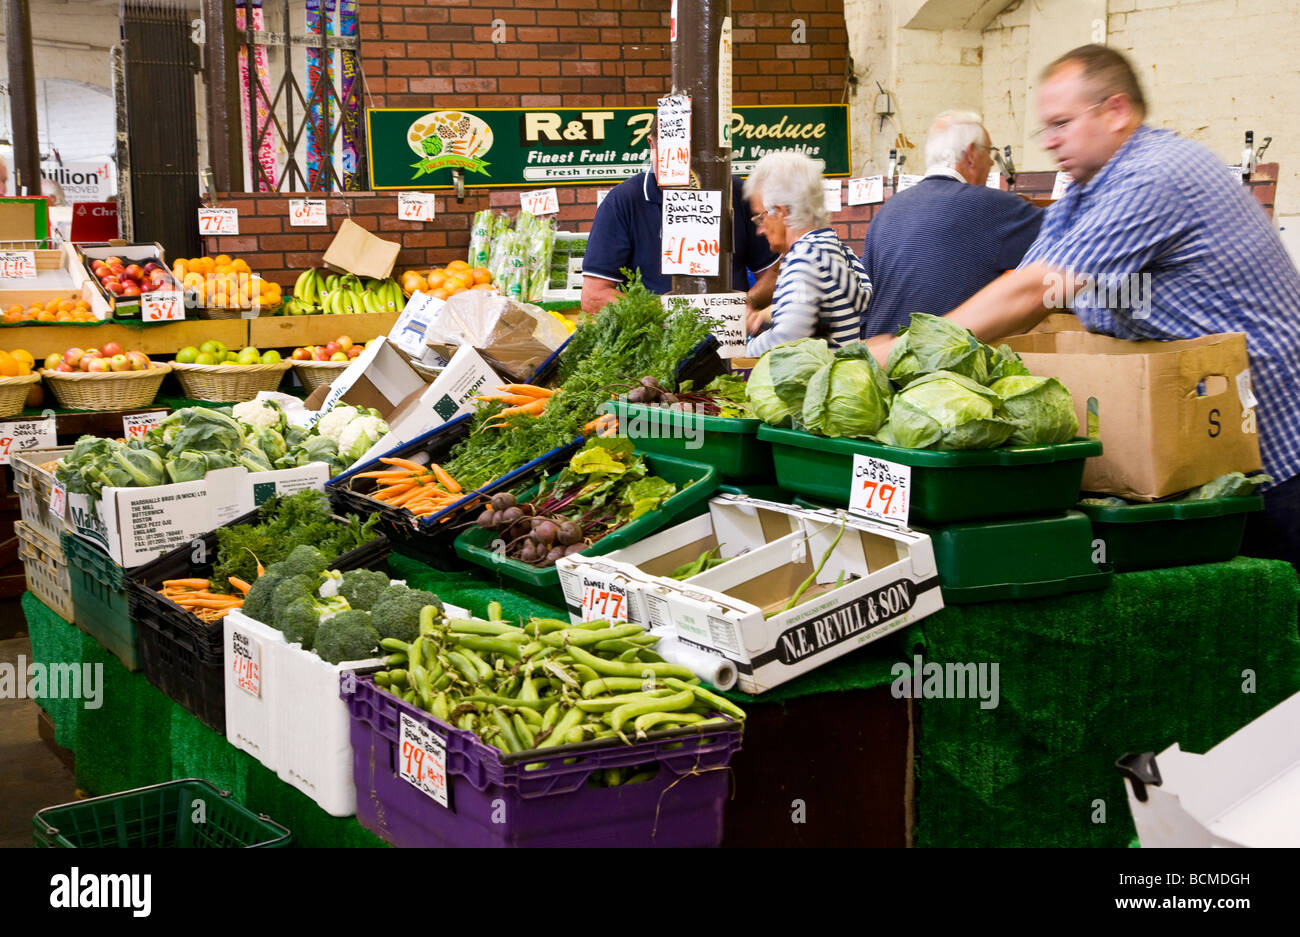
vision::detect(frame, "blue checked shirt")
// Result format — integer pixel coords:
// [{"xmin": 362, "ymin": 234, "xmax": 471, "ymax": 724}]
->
[{"xmin": 1021, "ymin": 126, "xmax": 1300, "ymax": 484}]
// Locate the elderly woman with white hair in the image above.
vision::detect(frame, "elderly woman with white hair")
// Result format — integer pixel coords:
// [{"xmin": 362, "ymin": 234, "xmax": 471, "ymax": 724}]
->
[{"xmin": 743, "ymin": 151, "xmax": 872, "ymax": 357}]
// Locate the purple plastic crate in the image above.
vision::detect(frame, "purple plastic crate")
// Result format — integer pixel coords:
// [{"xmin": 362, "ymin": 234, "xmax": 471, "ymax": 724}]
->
[{"xmin": 343, "ymin": 674, "xmax": 742, "ymax": 848}]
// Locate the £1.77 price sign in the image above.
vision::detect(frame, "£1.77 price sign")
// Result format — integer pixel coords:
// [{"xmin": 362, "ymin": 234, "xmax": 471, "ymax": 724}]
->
[
  {"xmin": 580, "ymin": 575, "xmax": 628, "ymax": 623},
  {"xmin": 848, "ymin": 454, "xmax": 912, "ymax": 527},
  {"xmin": 399, "ymin": 713, "xmax": 449, "ymax": 808}
]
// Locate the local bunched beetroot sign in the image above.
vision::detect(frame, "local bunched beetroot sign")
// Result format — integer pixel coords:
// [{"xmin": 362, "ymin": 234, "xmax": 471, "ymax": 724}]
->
[{"xmin": 366, "ymin": 104, "xmax": 850, "ymax": 189}]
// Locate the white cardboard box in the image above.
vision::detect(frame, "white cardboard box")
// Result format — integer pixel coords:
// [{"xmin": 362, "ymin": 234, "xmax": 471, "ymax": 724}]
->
[
  {"xmin": 1121, "ymin": 689, "xmax": 1300, "ymax": 848},
  {"xmin": 67, "ymin": 462, "xmax": 329, "ymax": 568}
]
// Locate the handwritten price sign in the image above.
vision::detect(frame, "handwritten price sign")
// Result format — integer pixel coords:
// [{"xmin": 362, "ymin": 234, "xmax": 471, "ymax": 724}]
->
[
  {"xmin": 847, "ymin": 176, "xmax": 884, "ymax": 206},
  {"xmin": 0, "ymin": 419, "xmax": 57, "ymax": 466},
  {"xmin": 49, "ymin": 481, "xmax": 67, "ymax": 520},
  {"xmin": 198, "ymin": 207, "xmax": 239, "ymax": 236},
  {"xmin": 672, "ymin": 292, "xmax": 747, "ymax": 358},
  {"xmin": 229, "ymin": 629, "xmax": 262, "ymax": 698},
  {"xmin": 289, "ymin": 199, "xmax": 327, "ymax": 226},
  {"xmin": 400, "ymin": 713, "xmax": 449, "ymax": 807},
  {"xmin": 849, "ymin": 454, "xmax": 911, "ymax": 526},
  {"xmin": 0, "ymin": 251, "xmax": 37, "ymax": 279},
  {"xmin": 656, "ymin": 93, "xmax": 692, "ymax": 187},
  {"xmin": 398, "ymin": 191, "xmax": 437, "ymax": 222},
  {"xmin": 140, "ymin": 290, "xmax": 185, "ymax": 321},
  {"xmin": 123, "ymin": 411, "xmax": 165, "ymax": 441},
  {"xmin": 896, "ymin": 174, "xmax": 924, "ymax": 193},
  {"xmin": 519, "ymin": 188, "xmax": 559, "ymax": 216},
  {"xmin": 581, "ymin": 580, "xmax": 628, "ymax": 623},
  {"xmin": 823, "ymin": 179, "xmax": 843, "ymax": 212},
  {"xmin": 661, "ymin": 189, "xmax": 722, "ymax": 277}
]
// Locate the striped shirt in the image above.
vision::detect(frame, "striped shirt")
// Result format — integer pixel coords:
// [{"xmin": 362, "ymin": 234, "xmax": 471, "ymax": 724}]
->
[
  {"xmin": 1021, "ymin": 126, "xmax": 1300, "ymax": 484},
  {"xmin": 747, "ymin": 227, "xmax": 871, "ymax": 357}
]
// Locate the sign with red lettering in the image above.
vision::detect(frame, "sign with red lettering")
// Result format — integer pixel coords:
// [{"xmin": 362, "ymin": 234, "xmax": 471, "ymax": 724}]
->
[
  {"xmin": 0, "ymin": 251, "xmax": 37, "ymax": 278},
  {"xmin": 198, "ymin": 207, "xmax": 239, "ymax": 236},
  {"xmin": 661, "ymin": 189, "xmax": 721, "ymax": 277},
  {"xmin": 849, "ymin": 454, "xmax": 911, "ymax": 527},
  {"xmin": 400, "ymin": 713, "xmax": 449, "ymax": 807},
  {"xmin": 141, "ymin": 291, "xmax": 185, "ymax": 321},
  {"xmin": 289, "ymin": 199, "xmax": 327, "ymax": 226},
  {"xmin": 656, "ymin": 94, "xmax": 692, "ymax": 187},
  {"xmin": 70, "ymin": 202, "xmax": 119, "ymax": 242}
]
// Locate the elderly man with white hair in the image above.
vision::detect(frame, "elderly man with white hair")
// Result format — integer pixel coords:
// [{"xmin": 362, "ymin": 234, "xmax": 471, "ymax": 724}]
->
[
  {"xmin": 744, "ymin": 151, "xmax": 872, "ymax": 356},
  {"xmin": 858, "ymin": 110, "xmax": 1042, "ymax": 338}
]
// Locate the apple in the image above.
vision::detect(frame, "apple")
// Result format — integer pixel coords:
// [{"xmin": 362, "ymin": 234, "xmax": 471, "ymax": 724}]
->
[
  {"xmin": 105, "ymin": 255, "xmax": 123, "ymax": 267},
  {"xmin": 125, "ymin": 264, "xmax": 144, "ymax": 281},
  {"xmin": 64, "ymin": 347, "xmax": 86, "ymax": 368},
  {"xmin": 109, "ymin": 263, "xmax": 125, "ymax": 277},
  {"xmin": 86, "ymin": 357, "xmax": 111, "ymax": 373},
  {"xmin": 195, "ymin": 352, "xmax": 217, "ymax": 365},
  {"xmin": 122, "ymin": 284, "xmax": 141, "ymax": 297},
  {"xmin": 312, "ymin": 348, "xmax": 331, "ymax": 361},
  {"xmin": 127, "ymin": 351, "xmax": 150, "ymax": 371},
  {"xmin": 291, "ymin": 347, "xmax": 312, "ymax": 361},
  {"xmin": 347, "ymin": 346, "xmax": 362, "ymax": 358},
  {"xmin": 109, "ymin": 354, "xmax": 131, "ymax": 372},
  {"xmin": 260, "ymin": 349, "xmax": 282, "ymax": 364},
  {"xmin": 323, "ymin": 341, "xmax": 341, "ymax": 356},
  {"xmin": 55, "ymin": 362, "xmax": 75, "ymax": 372},
  {"xmin": 107, "ymin": 282, "xmax": 126, "ymax": 296},
  {"xmin": 101, "ymin": 341, "xmax": 123, "ymax": 358},
  {"xmin": 44, "ymin": 352, "xmax": 62, "ymax": 370},
  {"xmin": 336, "ymin": 335, "xmax": 353, "ymax": 352},
  {"xmin": 330, "ymin": 352, "xmax": 348, "ymax": 362},
  {"xmin": 236, "ymin": 347, "xmax": 261, "ymax": 365},
  {"xmin": 143, "ymin": 262, "xmax": 159, "ymax": 273}
]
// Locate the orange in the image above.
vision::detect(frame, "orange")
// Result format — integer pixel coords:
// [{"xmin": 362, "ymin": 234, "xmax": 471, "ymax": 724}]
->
[
  {"xmin": 37, "ymin": 311, "xmax": 55, "ymax": 322},
  {"xmin": 3, "ymin": 311, "xmax": 21, "ymax": 323},
  {"xmin": 446, "ymin": 260, "xmax": 471, "ymax": 273},
  {"xmin": 57, "ymin": 300, "xmax": 75, "ymax": 312},
  {"xmin": 426, "ymin": 271, "xmax": 447, "ymax": 289},
  {"xmin": 445, "ymin": 283, "xmax": 466, "ymax": 297},
  {"xmin": 429, "ymin": 288, "xmax": 450, "ymax": 301},
  {"xmin": 6, "ymin": 304, "xmax": 21, "ymax": 316},
  {"xmin": 44, "ymin": 300, "xmax": 60, "ymax": 313},
  {"xmin": 231, "ymin": 258, "xmax": 250, "ymax": 274},
  {"xmin": 214, "ymin": 254, "xmax": 232, "ymax": 267},
  {"xmin": 472, "ymin": 267, "xmax": 492, "ymax": 284},
  {"xmin": 471, "ymin": 283, "xmax": 495, "ymax": 291},
  {"xmin": 0, "ymin": 352, "xmax": 18, "ymax": 377}
]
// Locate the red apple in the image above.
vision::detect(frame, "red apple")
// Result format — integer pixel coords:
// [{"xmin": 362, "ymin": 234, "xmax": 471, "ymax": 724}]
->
[
  {"xmin": 104, "ymin": 255, "xmax": 123, "ymax": 267},
  {"xmin": 323, "ymin": 341, "xmax": 341, "ymax": 356},
  {"xmin": 107, "ymin": 282, "xmax": 126, "ymax": 296},
  {"xmin": 347, "ymin": 346, "xmax": 362, "ymax": 358},
  {"xmin": 336, "ymin": 335, "xmax": 354, "ymax": 351},
  {"xmin": 125, "ymin": 264, "xmax": 144, "ymax": 281},
  {"xmin": 143, "ymin": 262, "xmax": 160, "ymax": 273},
  {"xmin": 100, "ymin": 341, "xmax": 123, "ymax": 357},
  {"xmin": 109, "ymin": 263, "xmax": 125, "ymax": 277},
  {"xmin": 87, "ymin": 357, "xmax": 111, "ymax": 373},
  {"xmin": 291, "ymin": 347, "xmax": 312, "ymax": 361},
  {"xmin": 127, "ymin": 351, "xmax": 151, "ymax": 370},
  {"xmin": 312, "ymin": 348, "xmax": 331, "ymax": 361},
  {"xmin": 92, "ymin": 262, "xmax": 110, "ymax": 278},
  {"xmin": 64, "ymin": 347, "xmax": 86, "ymax": 368},
  {"xmin": 122, "ymin": 284, "xmax": 141, "ymax": 297},
  {"xmin": 56, "ymin": 362, "xmax": 75, "ymax": 372}
]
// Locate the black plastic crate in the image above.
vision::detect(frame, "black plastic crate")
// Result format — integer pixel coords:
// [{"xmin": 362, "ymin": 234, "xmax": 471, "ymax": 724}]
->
[{"xmin": 528, "ymin": 334, "xmax": 725, "ymax": 390}]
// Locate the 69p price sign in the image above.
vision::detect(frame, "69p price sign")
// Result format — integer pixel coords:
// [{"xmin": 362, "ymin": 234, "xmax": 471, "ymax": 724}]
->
[
  {"xmin": 399, "ymin": 713, "xmax": 449, "ymax": 808},
  {"xmin": 848, "ymin": 454, "xmax": 911, "ymax": 527}
]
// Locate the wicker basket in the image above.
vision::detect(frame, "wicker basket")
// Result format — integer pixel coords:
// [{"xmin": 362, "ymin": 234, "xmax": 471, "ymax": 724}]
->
[
  {"xmin": 170, "ymin": 361, "xmax": 291, "ymax": 402},
  {"xmin": 197, "ymin": 300, "xmax": 280, "ymax": 320},
  {"xmin": 39, "ymin": 365, "xmax": 171, "ymax": 411},
  {"xmin": 291, "ymin": 360, "xmax": 350, "ymax": 393},
  {"xmin": 0, "ymin": 372, "xmax": 40, "ymax": 418}
]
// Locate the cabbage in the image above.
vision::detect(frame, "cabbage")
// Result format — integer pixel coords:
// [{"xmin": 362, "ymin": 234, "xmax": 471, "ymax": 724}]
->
[
  {"xmin": 802, "ymin": 355, "xmax": 892, "ymax": 438},
  {"xmin": 985, "ymin": 343, "xmax": 1031, "ymax": 382},
  {"xmin": 886, "ymin": 314, "xmax": 988, "ymax": 387},
  {"xmin": 877, "ymin": 371, "xmax": 1015, "ymax": 450},
  {"xmin": 990, "ymin": 375, "xmax": 1078, "ymax": 446},
  {"xmin": 250, "ymin": 426, "xmax": 288, "ymax": 464},
  {"xmin": 746, "ymin": 338, "xmax": 835, "ymax": 427},
  {"xmin": 111, "ymin": 446, "xmax": 166, "ymax": 487}
]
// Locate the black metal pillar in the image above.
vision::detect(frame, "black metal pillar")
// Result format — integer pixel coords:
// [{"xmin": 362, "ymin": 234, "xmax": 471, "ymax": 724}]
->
[
  {"xmin": 5, "ymin": 0, "xmax": 40, "ymax": 195},
  {"xmin": 203, "ymin": 0, "xmax": 244, "ymax": 191},
  {"xmin": 671, "ymin": 0, "xmax": 732, "ymax": 296}
]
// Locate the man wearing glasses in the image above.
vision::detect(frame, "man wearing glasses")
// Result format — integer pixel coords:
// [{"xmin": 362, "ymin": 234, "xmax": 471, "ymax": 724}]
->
[
  {"xmin": 867, "ymin": 44, "xmax": 1300, "ymax": 572},
  {"xmin": 858, "ymin": 110, "xmax": 1043, "ymax": 338}
]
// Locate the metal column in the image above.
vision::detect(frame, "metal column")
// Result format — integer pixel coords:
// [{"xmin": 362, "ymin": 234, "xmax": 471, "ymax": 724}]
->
[{"xmin": 5, "ymin": 0, "xmax": 41, "ymax": 195}]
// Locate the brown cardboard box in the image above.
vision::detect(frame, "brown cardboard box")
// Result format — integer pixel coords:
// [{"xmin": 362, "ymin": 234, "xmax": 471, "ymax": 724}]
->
[{"xmin": 1004, "ymin": 330, "xmax": 1263, "ymax": 500}]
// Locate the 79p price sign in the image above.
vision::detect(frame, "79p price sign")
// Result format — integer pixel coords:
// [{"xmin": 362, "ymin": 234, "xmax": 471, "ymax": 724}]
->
[
  {"xmin": 848, "ymin": 454, "xmax": 911, "ymax": 527},
  {"xmin": 198, "ymin": 207, "xmax": 239, "ymax": 236},
  {"xmin": 399, "ymin": 713, "xmax": 449, "ymax": 808}
]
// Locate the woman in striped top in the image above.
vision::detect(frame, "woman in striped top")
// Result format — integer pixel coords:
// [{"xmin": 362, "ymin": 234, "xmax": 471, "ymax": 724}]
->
[{"xmin": 743, "ymin": 152, "xmax": 872, "ymax": 357}]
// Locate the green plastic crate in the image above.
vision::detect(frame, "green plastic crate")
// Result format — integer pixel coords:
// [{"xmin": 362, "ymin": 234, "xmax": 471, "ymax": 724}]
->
[
  {"xmin": 602, "ymin": 400, "xmax": 775, "ymax": 482},
  {"xmin": 915, "ymin": 510, "xmax": 1113, "ymax": 603},
  {"xmin": 61, "ymin": 532, "xmax": 139, "ymax": 671},
  {"xmin": 758, "ymin": 425, "xmax": 1102, "ymax": 525},
  {"xmin": 34, "ymin": 778, "xmax": 292, "ymax": 848},
  {"xmin": 1077, "ymin": 495, "xmax": 1263, "ymax": 572},
  {"xmin": 454, "ymin": 451, "xmax": 722, "ymax": 605}
]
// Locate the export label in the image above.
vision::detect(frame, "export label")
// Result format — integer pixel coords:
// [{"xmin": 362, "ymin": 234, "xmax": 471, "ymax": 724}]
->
[
  {"xmin": 400, "ymin": 713, "xmax": 449, "ymax": 808},
  {"xmin": 848, "ymin": 454, "xmax": 911, "ymax": 527}
]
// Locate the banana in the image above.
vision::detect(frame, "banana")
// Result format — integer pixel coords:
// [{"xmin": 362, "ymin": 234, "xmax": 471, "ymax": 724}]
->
[
  {"xmin": 293, "ymin": 268, "xmax": 314, "ymax": 302},
  {"xmin": 386, "ymin": 279, "xmax": 402, "ymax": 310},
  {"xmin": 305, "ymin": 268, "xmax": 320, "ymax": 305},
  {"xmin": 326, "ymin": 274, "xmax": 339, "ymax": 292}
]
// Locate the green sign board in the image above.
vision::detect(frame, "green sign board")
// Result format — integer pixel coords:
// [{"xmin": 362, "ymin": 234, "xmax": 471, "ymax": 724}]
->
[{"xmin": 366, "ymin": 104, "xmax": 851, "ymax": 190}]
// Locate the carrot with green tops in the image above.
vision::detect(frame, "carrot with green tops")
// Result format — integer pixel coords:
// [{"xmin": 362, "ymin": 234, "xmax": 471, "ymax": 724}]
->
[
  {"xmin": 497, "ymin": 398, "xmax": 548, "ymax": 418},
  {"xmin": 500, "ymin": 383, "xmax": 554, "ymax": 398},
  {"xmin": 429, "ymin": 463, "xmax": 461, "ymax": 493},
  {"xmin": 227, "ymin": 577, "xmax": 252, "ymax": 595}
]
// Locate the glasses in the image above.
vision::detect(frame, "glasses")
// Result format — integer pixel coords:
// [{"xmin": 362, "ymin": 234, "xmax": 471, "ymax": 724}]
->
[
  {"xmin": 751, "ymin": 210, "xmax": 768, "ymax": 225},
  {"xmin": 1031, "ymin": 100, "xmax": 1107, "ymax": 140}
]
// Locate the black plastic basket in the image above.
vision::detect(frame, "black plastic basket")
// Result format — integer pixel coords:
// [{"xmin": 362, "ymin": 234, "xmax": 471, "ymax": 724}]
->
[
  {"xmin": 529, "ymin": 333, "xmax": 724, "ymax": 390},
  {"xmin": 126, "ymin": 504, "xmax": 391, "ymax": 733}
]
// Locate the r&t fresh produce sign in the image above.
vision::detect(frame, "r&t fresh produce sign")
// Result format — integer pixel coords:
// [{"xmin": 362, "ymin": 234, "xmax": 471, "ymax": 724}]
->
[{"xmin": 367, "ymin": 104, "xmax": 850, "ymax": 189}]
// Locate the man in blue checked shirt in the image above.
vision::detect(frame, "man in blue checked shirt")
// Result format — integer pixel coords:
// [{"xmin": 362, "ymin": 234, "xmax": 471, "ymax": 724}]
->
[{"xmin": 867, "ymin": 45, "xmax": 1300, "ymax": 572}]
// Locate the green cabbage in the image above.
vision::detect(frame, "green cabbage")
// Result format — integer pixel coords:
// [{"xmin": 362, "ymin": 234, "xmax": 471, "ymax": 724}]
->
[
  {"xmin": 990, "ymin": 375, "xmax": 1078, "ymax": 446},
  {"xmin": 802, "ymin": 355, "xmax": 892, "ymax": 438},
  {"xmin": 886, "ymin": 314, "xmax": 988, "ymax": 387},
  {"xmin": 985, "ymin": 344, "xmax": 1031, "ymax": 382},
  {"xmin": 877, "ymin": 370, "xmax": 1015, "ymax": 450},
  {"xmin": 747, "ymin": 338, "xmax": 835, "ymax": 427}
]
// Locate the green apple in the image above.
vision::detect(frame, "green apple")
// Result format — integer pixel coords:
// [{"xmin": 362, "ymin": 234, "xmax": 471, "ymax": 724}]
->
[
  {"xmin": 236, "ymin": 347, "xmax": 261, "ymax": 365},
  {"xmin": 195, "ymin": 351, "xmax": 217, "ymax": 365},
  {"xmin": 260, "ymin": 349, "xmax": 282, "ymax": 364},
  {"xmin": 224, "ymin": 351, "xmax": 239, "ymax": 362},
  {"xmin": 176, "ymin": 346, "xmax": 200, "ymax": 364},
  {"xmin": 199, "ymin": 340, "xmax": 226, "ymax": 357}
]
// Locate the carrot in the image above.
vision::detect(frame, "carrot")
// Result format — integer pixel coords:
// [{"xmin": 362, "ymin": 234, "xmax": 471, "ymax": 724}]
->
[
  {"xmin": 353, "ymin": 469, "xmax": 413, "ymax": 480},
  {"xmin": 379, "ymin": 456, "xmax": 428, "ymax": 472},
  {"xmin": 497, "ymin": 398, "xmax": 548, "ymax": 418},
  {"xmin": 484, "ymin": 421, "xmax": 511, "ymax": 431},
  {"xmin": 245, "ymin": 548, "xmax": 265, "ymax": 578},
  {"xmin": 177, "ymin": 598, "xmax": 244, "ymax": 610},
  {"xmin": 475, "ymin": 392, "xmax": 536, "ymax": 406},
  {"xmin": 501, "ymin": 383, "xmax": 554, "ymax": 398},
  {"xmin": 228, "ymin": 577, "xmax": 252, "ymax": 595},
  {"xmin": 371, "ymin": 483, "xmax": 416, "ymax": 501},
  {"xmin": 163, "ymin": 578, "xmax": 211, "ymax": 589},
  {"xmin": 429, "ymin": 463, "xmax": 462, "ymax": 493}
]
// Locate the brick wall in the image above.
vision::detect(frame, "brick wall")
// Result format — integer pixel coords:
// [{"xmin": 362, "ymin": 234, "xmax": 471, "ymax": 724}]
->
[{"xmin": 207, "ymin": 0, "xmax": 858, "ymax": 288}]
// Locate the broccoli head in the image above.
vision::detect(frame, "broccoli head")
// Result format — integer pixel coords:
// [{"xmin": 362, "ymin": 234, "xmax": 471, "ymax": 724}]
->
[
  {"xmin": 242, "ymin": 571, "xmax": 285, "ymax": 624},
  {"xmin": 264, "ymin": 561, "xmax": 290, "ymax": 579},
  {"xmin": 282, "ymin": 544, "xmax": 330, "ymax": 579},
  {"xmin": 314, "ymin": 610, "xmax": 381, "ymax": 665},
  {"xmin": 371, "ymin": 585, "xmax": 445, "ymax": 642},
  {"xmin": 271, "ymin": 575, "xmax": 320, "ymax": 629},
  {"xmin": 279, "ymin": 596, "xmax": 322, "ymax": 650},
  {"xmin": 339, "ymin": 568, "xmax": 391, "ymax": 611}
]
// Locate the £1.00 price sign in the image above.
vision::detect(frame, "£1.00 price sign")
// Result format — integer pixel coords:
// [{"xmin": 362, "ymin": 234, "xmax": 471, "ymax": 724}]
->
[
  {"xmin": 0, "ymin": 251, "xmax": 37, "ymax": 279},
  {"xmin": 661, "ymin": 189, "xmax": 722, "ymax": 277},
  {"xmin": 656, "ymin": 94, "xmax": 692, "ymax": 187},
  {"xmin": 848, "ymin": 454, "xmax": 912, "ymax": 527},
  {"xmin": 140, "ymin": 290, "xmax": 185, "ymax": 321},
  {"xmin": 289, "ymin": 199, "xmax": 327, "ymax": 226},
  {"xmin": 198, "ymin": 207, "xmax": 239, "ymax": 236},
  {"xmin": 399, "ymin": 713, "xmax": 449, "ymax": 808},
  {"xmin": 0, "ymin": 418, "xmax": 57, "ymax": 466}
]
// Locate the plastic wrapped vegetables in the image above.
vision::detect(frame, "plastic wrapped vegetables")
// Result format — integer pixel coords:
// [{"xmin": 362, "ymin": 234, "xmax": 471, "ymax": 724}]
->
[{"xmin": 467, "ymin": 209, "xmax": 499, "ymax": 268}]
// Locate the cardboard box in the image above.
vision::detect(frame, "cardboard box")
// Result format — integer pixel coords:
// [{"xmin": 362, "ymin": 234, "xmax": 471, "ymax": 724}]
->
[
  {"xmin": 389, "ymin": 291, "xmax": 449, "ymax": 367},
  {"xmin": 1004, "ymin": 330, "xmax": 1263, "ymax": 500},
  {"xmin": 1122, "ymin": 689, "xmax": 1300, "ymax": 848},
  {"xmin": 322, "ymin": 218, "xmax": 401, "ymax": 280},
  {"xmin": 424, "ymin": 292, "xmax": 571, "ymax": 382},
  {"xmin": 76, "ymin": 241, "xmax": 180, "ymax": 318},
  {"xmin": 67, "ymin": 462, "xmax": 329, "ymax": 567},
  {"xmin": 0, "ymin": 242, "xmax": 111, "ymax": 319}
]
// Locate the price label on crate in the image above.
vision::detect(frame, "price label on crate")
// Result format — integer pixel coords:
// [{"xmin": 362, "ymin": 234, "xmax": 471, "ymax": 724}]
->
[
  {"xmin": 140, "ymin": 290, "xmax": 185, "ymax": 321},
  {"xmin": 229, "ymin": 628, "xmax": 262, "ymax": 698},
  {"xmin": 289, "ymin": 198, "xmax": 327, "ymax": 226},
  {"xmin": 123, "ymin": 411, "xmax": 165, "ymax": 441},
  {"xmin": 580, "ymin": 574, "xmax": 629, "ymax": 624},
  {"xmin": 655, "ymin": 94, "xmax": 692, "ymax": 187},
  {"xmin": 0, "ymin": 250, "xmax": 37, "ymax": 278},
  {"xmin": 848, "ymin": 453, "xmax": 911, "ymax": 527},
  {"xmin": 198, "ymin": 207, "xmax": 239, "ymax": 236},
  {"xmin": 397, "ymin": 191, "xmax": 437, "ymax": 222},
  {"xmin": 661, "ymin": 188, "xmax": 721, "ymax": 277},
  {"xmin": 0, "ymin": 418, "xmax": 57, "ymax": 466},
  {"xmin": 846, "ymin": 176, "xmax": 883, "ymax": 206},
  {"xmin": 519, "ymin": 187, "xmax": 559, "ymax": 216},
  {"xmin": 399, "ymin": 713, "xmax": 449, "ymax": 808},
  {"xmin": 49, "ymin": 481, "xmax": 67, "ymax": 520}
]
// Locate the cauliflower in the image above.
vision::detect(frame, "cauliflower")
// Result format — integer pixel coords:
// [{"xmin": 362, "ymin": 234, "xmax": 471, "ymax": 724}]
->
[
  {"xmin": 338, "ymin": 415, "xmax": 390, "ymax": 466},
  {"xmin": 316, "ymin": 405, "xmax": 359, "ymax": 443},
  {"xmin": 232, "ymin": 399, "xmax": 286, "ymax": 433}
]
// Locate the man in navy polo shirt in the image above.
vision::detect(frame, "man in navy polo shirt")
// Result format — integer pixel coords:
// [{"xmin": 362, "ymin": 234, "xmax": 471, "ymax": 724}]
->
[{"xmin": 580, "ymin": 134, "xmax": 780, "ymax": 314}]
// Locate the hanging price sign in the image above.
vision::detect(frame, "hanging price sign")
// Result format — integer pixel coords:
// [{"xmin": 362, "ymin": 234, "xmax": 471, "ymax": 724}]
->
[
  {"xmin": 123, "ymin": 411, "xmax": 166, "ymax": 441},
  {"xmin": 823, "ymin": 179, "xmax": 843, "ymax": 212},
  {"xmin": 0, "ymin": 418, "xmax": 58, "ymax": 466},
  {"xmin": 229, "ymin": 628, "xmax": 262, "ymax": 698},
  {"xmin": 289, "ymin": 199, "xmax": 327, "ymax": 226},
  {"xmin": 198, "ymin": 207, "xmax": 239, "ymax": 235},
  {"xmin": 656, "ymin": 94, "xmax": 692, "ymax": 187},
  {"xmin": 846, "ymin": 176, "xmax": 884, "ymax": 206},
  {"xmin": 49, "ymin": 481, "xmax": 67, "ymax": 520},
  {"xmin": 519, "ymin": 187, "xmax": 559, "ymax": 215},
  {"xmin": 848, "ymin": 454, "xmax": 911, "ymax": 527},
  {"xmin": 400, "ymin": 713, "xmax": 449, "ymax": 807},
  {"xmin": 0, "ymin": 251, "xmax": 37, "ymax": 278},
  {"xmin": 140, "ymin": 290, "xmax": 185, "ymax": 321},
  {"xmin": 661, "ymin": 189, "xmax": 721, "ymax": 277},
  {"xmin": 397, "ymin": 191, "xmax": 437, "ymax": 221}
]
